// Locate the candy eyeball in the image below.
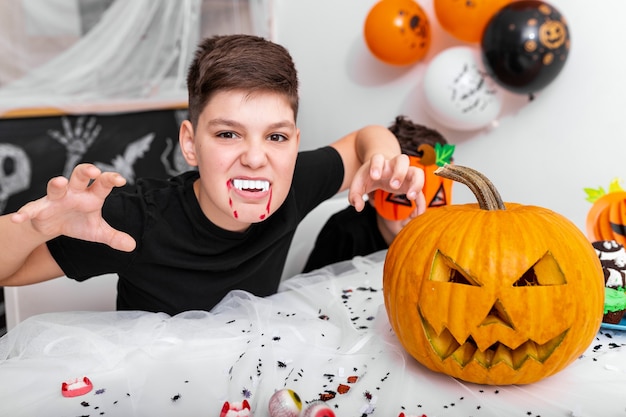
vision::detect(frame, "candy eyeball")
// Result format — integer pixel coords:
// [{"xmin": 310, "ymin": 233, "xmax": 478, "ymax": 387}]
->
[
  {"xmin": 268, "ymin": 389, "xmax": 302, "ymax": 417},
  {"xmin": 301, "ymin": 401, "xmax": 336, "ymax": 417}
]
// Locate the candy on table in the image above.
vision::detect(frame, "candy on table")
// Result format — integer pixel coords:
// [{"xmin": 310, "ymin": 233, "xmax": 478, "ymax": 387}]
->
[
  {"xmin": 220, "ymin": 399, "xmax": 252, "ymax": 417},
  {"xmin": 301, "ymin": 401, "xmax": 336, "ymax": 417},
  {"xmin": 268, "ymin": 389, "xmax": 302, "ymax": 417},
  {"xmin": 61, "ymin": 376, "xmax": 93, "ymax": 398}
]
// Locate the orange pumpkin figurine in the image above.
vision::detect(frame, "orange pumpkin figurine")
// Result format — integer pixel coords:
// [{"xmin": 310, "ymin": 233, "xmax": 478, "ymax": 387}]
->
[{"xmin": 584, "ymin": 178, "xmax": 626, "ymax": 245}]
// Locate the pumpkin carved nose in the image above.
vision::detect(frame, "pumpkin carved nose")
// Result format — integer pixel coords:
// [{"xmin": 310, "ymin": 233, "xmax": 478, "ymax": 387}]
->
[{"xmin": 479, "ymin": 299, "xmax": 514, "ymax": 330}]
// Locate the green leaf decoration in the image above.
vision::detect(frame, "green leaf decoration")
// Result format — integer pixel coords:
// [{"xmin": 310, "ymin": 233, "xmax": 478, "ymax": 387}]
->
[
  {"xmin": 583, "ymin": 186, "xmax": 605, "ymax": 203},
  {"xmin": 584, "ymin": 178, "xmax": 625, "ymax": 203},
  {"xmin": 435, "ymin": 143, "xmax": 455, "ymax": 167},
  {"xmin": 608, "ymin": 177, "xmax": 625, "ymax": 193}
]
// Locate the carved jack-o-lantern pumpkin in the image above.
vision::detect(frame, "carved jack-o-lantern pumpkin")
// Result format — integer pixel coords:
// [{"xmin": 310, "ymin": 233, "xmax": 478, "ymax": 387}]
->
[
  {"xmin": 384, "ymin": 165, "xmax": 604, "ymax": 385},
  {"xmin": 585, "ymin": 178, "xmax": 626, "ymax": 246},
  {"xmin": 375, "ymin": 143, "xmax": 454, "ymax": 221}
]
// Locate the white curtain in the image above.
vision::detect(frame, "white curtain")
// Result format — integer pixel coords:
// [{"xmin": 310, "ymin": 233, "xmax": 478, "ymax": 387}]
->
[{"xmin": 0, "ymin": 0, "xmax": 272, "ymax": 115}]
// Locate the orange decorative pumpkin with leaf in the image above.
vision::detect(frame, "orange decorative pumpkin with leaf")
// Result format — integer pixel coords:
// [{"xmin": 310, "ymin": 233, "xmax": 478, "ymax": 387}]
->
[
  {"xmin": 384, "ymin": 165, "xmax": 604, "ymax": 385},
  {"xmin": 584, "ymin": 178, "xmax": 626, "ymax": 245}
]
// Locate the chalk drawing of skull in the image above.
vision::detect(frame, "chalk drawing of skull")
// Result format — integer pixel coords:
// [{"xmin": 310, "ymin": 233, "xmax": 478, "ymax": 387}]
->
[{"xmin": 0, "ymin": 143, "xmax": 32, "ymax": 214}]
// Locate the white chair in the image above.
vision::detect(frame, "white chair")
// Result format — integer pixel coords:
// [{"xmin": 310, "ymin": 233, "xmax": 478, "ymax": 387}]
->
[
  {"xmin": 3, "ymin": 273, "xmax": 118, "ymax": 331},
  {"xmin": 3, "ymin": 196, "xmax": 350, "ymax": 331},
  {"xmin": 280, "ymin": 195, "xmax": 349, "ymax": 281}
]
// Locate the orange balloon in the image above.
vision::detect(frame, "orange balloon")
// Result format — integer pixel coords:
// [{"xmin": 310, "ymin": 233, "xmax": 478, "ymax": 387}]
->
[
  {"xmin": 364, "ymin": 0, "xmax": 431, "ymax": 65},
  {"xmin": 434, "ymin": 0, "xmax": 512, "ymax": 43}
]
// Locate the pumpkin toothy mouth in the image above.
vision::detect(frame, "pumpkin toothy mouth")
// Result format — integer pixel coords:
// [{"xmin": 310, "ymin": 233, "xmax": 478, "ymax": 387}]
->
[{"xmin": 419, "ymin": 311, "xmax": 568, "ymax": 370}]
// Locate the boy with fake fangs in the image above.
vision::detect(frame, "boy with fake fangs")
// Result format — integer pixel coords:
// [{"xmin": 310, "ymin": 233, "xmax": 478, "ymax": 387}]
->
[{"xmin": 0, "ymin": 35, "xmax": 426, "ymax": 316}]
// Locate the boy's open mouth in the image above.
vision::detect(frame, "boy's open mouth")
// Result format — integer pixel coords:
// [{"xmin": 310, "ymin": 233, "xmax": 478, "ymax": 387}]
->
[{"xmin": 232, "ymin": 179, "xmax": 270, "ymax": 192}]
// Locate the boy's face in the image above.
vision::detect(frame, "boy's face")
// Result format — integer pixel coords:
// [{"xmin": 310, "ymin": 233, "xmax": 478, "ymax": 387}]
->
[{"xmin": 180, "ymin": 90, "xmax": 300, "ymax": 231}]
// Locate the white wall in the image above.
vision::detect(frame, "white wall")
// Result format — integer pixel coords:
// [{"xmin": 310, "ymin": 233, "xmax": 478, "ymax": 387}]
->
[{"xmin": 273, "ymin": 0, "xmax": 626, "ymax": 232}]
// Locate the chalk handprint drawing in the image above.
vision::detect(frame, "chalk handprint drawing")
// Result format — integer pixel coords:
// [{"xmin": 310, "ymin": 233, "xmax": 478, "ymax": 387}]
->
[{"xmin": 48, "ymin": 116, "xmax": 101, "ymax": 178}]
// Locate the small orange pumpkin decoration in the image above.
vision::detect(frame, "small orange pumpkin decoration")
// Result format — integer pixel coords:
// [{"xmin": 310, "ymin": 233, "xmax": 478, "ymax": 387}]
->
[
  {"xmin": 584, "ymin": 178, "xmax": 626, "ymax": 245},
  {"xmin": 383, "ymin": 165, "xmax": 604, "ymax": 385}
]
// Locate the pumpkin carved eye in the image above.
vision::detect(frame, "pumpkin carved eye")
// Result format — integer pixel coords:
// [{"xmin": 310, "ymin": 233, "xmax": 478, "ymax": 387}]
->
[
  {"xmin": 513, "ymin": 252, "xmax": 566, "ymax": 287},
  {"xmin": 430, "ymin": 251, "xmax": 478, "ymax": 285}
]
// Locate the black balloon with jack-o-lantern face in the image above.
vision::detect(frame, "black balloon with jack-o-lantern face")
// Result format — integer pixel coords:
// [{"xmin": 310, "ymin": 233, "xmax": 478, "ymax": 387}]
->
[{"xmin": 481, "ymin": 0, "xmax": 570, "ymax": 97}]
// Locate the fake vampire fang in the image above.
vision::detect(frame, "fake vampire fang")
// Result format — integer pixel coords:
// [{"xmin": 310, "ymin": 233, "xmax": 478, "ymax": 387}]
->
[
  {"xmin": 61, "ymin": 376, "xmax": 93, "ymax": 397},
  {"xmin": 221, "ymin": 399, "xmax": 251, "ymax": 417}
]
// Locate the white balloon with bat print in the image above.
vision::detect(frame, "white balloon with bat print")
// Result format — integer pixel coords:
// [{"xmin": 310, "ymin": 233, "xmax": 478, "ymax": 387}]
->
[{"xmin": 422, "ymin": 46, "xmax": 503, "ymax": 131}]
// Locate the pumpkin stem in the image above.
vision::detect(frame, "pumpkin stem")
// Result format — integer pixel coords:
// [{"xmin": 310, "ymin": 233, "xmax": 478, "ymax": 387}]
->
[{"xmin": 434, "ymin": 164, "xmax": 505, "ymax": 211}]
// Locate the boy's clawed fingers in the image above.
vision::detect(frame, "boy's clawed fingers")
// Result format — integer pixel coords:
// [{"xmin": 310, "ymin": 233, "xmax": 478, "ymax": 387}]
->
[
  {"xmin": 368, "ymin": 154, "xmax": 385, "ymax": 181},
  {"xmin": 387, "ymin": 153, "xmax": 410, "ymax": 190},
  {"xmin": 105, "ymin": 228, "xmax": 137, "ymax": 252},
  {"xmin": 88, "ymin": 172, "xmax": 127, "ymax": 200},
  {"xmin": 46, "ymin": 176, "xmax": 70, "ymax": 201},
  {"xmin": 348, "ymin": 153, "xmax": 426, "ymax": 213},
  {"xmin": 68, "ymin": 164, "xmax": 125, "ymax": 196},
  {"xmin": 68, "ymin": 163, "xmax": 102, "ymax": 191}
]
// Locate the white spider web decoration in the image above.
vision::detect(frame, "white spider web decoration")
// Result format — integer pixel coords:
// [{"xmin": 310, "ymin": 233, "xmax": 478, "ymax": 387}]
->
[{"xmin": 0, "ymin": 0, "xmax": 272, "ymax": 114}]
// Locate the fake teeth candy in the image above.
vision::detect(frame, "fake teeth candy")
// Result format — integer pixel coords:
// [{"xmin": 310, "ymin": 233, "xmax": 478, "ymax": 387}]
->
[
  {"xmin": 221, "ymin": 399, "xmax": 252, "ymax": 417},
  {"xmin": 61, "ymin": 376, "xmax": 93, "ymax": 397}
]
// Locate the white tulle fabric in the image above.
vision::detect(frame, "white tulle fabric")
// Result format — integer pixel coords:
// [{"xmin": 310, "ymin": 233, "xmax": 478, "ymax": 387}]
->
[
  {"xmin": 0, "ymin": 251, "xmax": 625, "ymax": 417},
  {"xmin": 0, "ymin": 0, "xmax": 271, "ymax": 115}
]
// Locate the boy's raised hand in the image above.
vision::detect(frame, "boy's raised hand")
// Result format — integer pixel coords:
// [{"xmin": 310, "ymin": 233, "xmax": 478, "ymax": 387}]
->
[
  {"xmin": 348, "ymin": 153, "xmax": 426, "ymax": 214},
  {"xmin": 11, "ymin": 163, "xmax": 136, "ymax": 252}
]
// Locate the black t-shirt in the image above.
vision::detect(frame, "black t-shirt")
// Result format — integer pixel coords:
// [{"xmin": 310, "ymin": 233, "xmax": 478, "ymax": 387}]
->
[
  {"xmin": 302, "ymin": 201, "xmax": 387, "ymax": 273},
  {"xmin": 47, "ymin": 147, "xmax": 344, "ymax": 315}
]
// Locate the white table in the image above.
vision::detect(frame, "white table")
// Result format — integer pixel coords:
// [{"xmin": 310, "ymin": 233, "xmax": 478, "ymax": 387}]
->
[{"xmin": 0, "ymin": 251, "xmax": 624, "ymax": 417}]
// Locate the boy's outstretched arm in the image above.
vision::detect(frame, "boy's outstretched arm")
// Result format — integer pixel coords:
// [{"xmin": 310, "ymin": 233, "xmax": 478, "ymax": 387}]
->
[
  {"xmin": 330, "ymin": 125, "xmax": 426, "ymax": 214},
  {"xmin": 0, "ymin": 163, "xmax": 135, "ymax": 286}
]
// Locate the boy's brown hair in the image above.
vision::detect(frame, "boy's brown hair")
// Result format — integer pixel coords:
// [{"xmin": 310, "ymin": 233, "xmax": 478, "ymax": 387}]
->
[
  {"xmin": 186, "ymin": 34, "xmax": 299, "ymax": 128},
  {"xmin": 388, "ymin": 115, "xmax": 448, "ymax": 157}
]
